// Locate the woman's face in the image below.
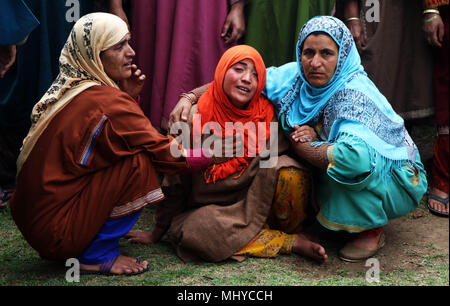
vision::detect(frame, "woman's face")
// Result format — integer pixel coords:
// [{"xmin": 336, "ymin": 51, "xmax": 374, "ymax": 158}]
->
[
  {"xmin": 223, "ymin": 59, "xmax": 258, "ymax": 109},
  {"xmin": 301, "ymin": 34, "xmax": 339, "ymax": 87},
  {"xmin": 100, "ymin": 33, "xmax": 135, "ymax": 81}
]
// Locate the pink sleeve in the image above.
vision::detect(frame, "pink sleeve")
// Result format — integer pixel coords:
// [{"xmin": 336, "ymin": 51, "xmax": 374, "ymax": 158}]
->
[{"xmin": 185, "ymin": 148, "xmax": 212, "ymax": 172}]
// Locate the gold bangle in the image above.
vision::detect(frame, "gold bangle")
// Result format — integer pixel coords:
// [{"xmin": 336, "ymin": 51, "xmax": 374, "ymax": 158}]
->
[
  {"xmin": 179, "ymin": 93, "xmax": 197, "ymax": 105},
  {"xmin": 345, "ymin": 17, "xmax": 360, "ymax": 23},
  {"xmin": 423, "ymin": 9, "xmax": 440, "ymax": 15},
  {"xmin": 187, "ymin": 90, "xmax": 200, "ymax": 105},
  {"xmin": 424, "ymin": 15, "xmax": 439, "ymax": 23}
]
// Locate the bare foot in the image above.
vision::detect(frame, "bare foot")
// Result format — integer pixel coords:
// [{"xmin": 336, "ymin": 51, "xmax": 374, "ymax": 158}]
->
[
  {"xmin": 80, "ymin": 255, "xmax": 148, "ymax": 275},
  {"xmin": 126, "ymin": 227, "xmax": 166, "ymax": 244},
  {"xmin": 428, "ymin": 187, "xmax": 449, "ymax": 216},
  {"xmin": 292, "ymin": 234, "xmax": 328, "ymax": 264},
  {"xmin": 346, "ymin": 228, "xmax": 383, "ymax": 250}
]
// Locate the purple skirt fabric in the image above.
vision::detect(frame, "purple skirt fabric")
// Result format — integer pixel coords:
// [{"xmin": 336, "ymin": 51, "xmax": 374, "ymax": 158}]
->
[{"xmin": 132, "ymin": 0, "xmax": 231, "ymax": 130}]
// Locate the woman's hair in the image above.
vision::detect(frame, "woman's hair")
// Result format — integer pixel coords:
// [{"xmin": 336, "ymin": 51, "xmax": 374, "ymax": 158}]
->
[{"xmin": 299, "ymin": 31, "xmax": 338, "ymax": 53}]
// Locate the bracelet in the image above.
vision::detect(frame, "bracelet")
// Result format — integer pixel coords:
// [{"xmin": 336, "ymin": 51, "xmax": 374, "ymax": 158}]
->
[
  {"xmin": 345, "ymin": 17, "xmax": 360, "ymax": 23},
  {"xmin": 424, "ymin": 15, "xmax": 439, "ymax": 23},
  {"xmin": 179, "ymin": 92, "xmax": 197, "ymax": 105},
  {"xmin": 423, "ymin": 9, "xmax": 440, "ymax": 15}
]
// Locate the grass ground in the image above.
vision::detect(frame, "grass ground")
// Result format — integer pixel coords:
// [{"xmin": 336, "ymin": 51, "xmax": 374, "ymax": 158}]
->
[{"xmin": 0, "ymin": 118, "xmax": 448, "ymax": 288}]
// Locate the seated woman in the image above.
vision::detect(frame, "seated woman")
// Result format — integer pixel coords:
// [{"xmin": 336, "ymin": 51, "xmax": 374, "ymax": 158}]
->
[
  {"xmin": 168, "ymin": 16, "xmax": 428, "ymax": 262},
  {"xmin": 9, "ymin": 13, "xmax": 214, "ymax": 276},
  {"xmin": 127, "ymin": 45, "xmax": 328, "ymax": 264}
]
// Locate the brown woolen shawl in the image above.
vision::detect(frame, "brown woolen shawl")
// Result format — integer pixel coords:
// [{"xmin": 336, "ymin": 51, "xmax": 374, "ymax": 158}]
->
[{"xmin": 167, "ymin": 114, "xmax": 309, "ymax": 262}]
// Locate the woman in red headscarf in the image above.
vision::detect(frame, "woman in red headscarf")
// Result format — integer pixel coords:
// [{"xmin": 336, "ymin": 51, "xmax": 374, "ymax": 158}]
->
[{"xmin": 126, "ymin": 45, "xmax": 328, "ymax": 264}]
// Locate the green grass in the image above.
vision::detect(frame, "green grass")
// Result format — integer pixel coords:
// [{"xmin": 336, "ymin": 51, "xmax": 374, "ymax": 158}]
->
[
  {"xmin": 0, "ymin": 118, "xmax": 448, "ymax": 287},
  {"xmin": 0, "ymin": 205, "xmax": 448, "ymax": 287}
]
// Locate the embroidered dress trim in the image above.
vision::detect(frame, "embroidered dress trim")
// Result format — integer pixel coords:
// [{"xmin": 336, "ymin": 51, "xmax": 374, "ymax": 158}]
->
[
  {"xmin": 317, "ymin": 210, "xmax": 371, "ymax": 233},
  {"xmin": 78, "ymin": 115, "xmax": 108, "ymax": 166},
  {"xmin": 327, "ymin": 145, "xmax": 336, "ymax": 170},
  {"xmin": 110, "ymin": 188, "xmax": 164, "ymax": 218}
]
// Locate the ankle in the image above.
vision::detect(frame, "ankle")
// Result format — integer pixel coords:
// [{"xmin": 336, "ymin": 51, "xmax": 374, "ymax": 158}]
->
[
  {"xmin": 430, "ymin": 187, "xmax": 449, "ymax": 197},
  {"xmin": 356, "ymin": 227, "xmax": 383, "ymax": 240}
]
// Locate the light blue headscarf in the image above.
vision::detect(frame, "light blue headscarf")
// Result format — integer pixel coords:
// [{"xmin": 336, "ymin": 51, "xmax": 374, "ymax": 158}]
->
[{"xmin": 264, "ymin": 16, "xmax": 417, "ymax": 163}]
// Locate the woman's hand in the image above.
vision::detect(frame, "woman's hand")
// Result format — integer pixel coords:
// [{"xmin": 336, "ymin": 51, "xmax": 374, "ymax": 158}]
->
[
  {"xmin": 119, "ymin": 64, "xmax": 146, "ymax": 100},
  {"xmin": 290, "ymin": 125, "xmax": 317, "ymax": 143},
  {"xmin": 346, "ymin": 19, "xmax": 366, "ymax": 52},
  {"xmin": 0, "ymin": 45, "xmax": 17, "ymax": 78},
  {"xmin": 342, "ymin": 0, "xmax": 365, "ymax": 52},
  {"xmin": 221, "ymin": 1, "xmax": 246, "ymax": 45},
  {"xmin": 168, "ymin": 97, "xmax": 193, "ymax": 132},
  {"xmin": 423, "ymin": 13, "xmax": 444, "ymax": 47}
]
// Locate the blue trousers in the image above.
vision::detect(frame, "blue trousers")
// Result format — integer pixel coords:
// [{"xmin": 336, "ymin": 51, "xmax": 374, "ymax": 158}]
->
[{"xmin": 78, "ymin": 210, "xmax": 142, "ymax": 265}]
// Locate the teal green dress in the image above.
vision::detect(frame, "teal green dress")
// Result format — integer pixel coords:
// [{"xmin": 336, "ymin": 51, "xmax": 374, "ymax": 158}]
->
[
  {"xmin": 280, "ymin": 115, "xmax": 427, "ymax": 233},
  {"xmin": 317, "ymin": 132, "xmax": 427, "ymax": 232},
  {"xmin": 265, "ymin": 16, "xmax": 428, "ymax": 234}
]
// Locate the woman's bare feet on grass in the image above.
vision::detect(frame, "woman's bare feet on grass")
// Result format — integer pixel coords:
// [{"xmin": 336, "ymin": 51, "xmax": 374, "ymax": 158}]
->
[
  {"xmin": 126, "ymin": 226, "xmax": 167, "ymax": 244},
  {"xmin": 292, "ymin": 234, "xmax": 328, "ymax": 264},
  {"xmin": 80, "ymin": 255, "xmax": 148, "ymax": 275}
]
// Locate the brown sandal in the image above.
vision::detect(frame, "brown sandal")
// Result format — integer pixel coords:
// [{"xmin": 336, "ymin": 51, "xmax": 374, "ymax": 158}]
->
[{"xmin": 338, "ymin": 233, "xmax": 386, "ymax": 263}]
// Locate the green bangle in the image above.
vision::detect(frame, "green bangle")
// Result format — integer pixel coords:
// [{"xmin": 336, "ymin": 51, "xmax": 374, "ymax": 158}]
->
[{"xmin": 424, "ymin": 15, "xmax": 439, "ymax": 23}]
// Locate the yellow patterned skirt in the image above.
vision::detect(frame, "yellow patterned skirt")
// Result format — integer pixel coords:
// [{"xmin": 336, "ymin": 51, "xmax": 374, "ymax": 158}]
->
[{"xmin": 235, "ymin": 167, "xmax": 312, "ymax": 258}]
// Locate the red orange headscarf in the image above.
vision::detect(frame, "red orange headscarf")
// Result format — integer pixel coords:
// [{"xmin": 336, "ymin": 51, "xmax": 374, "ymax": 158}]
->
[{"xmin": 196, "ymin": 45, "xmax": 274, "ymax": 183}]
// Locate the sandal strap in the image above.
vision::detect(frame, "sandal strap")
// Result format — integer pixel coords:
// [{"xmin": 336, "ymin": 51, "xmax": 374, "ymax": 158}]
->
[
  {"xmin": 99, "ymin": 256, "xmax": 118, "ymax": 273},
  {"xmin": 428, "ymin": 194, "xmax": 449, "ymax": 206},
  {"xmin": 0, "ymin": 189, "xmax": 14, "ymax": 201}
]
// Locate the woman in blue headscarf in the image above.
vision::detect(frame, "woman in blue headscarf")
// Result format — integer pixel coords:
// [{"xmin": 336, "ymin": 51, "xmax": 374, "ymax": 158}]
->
[
  {"xmin": 170, "ymin": 16, "xmax": 428, "ymax": 262},
  {"xmin": 264, "ymin": 16, "xmax": 427, "ymax": 262}
]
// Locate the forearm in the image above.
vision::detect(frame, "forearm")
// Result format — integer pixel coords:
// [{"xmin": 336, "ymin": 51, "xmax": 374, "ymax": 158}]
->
[
  {"xmin": 109, "ymin": 0, "xmax": 123, "ymax": 10},
  {"xmin": 343, "ymin": 0, "xmax": 360, "ymax": 20},
  {"xmin": 291, "ymin": 141, "xmax": 330, "ymax": 170},
  {"xmin": 182, "ymin": 83, "xmax": 210, "ymax": 105},
  {"xmin": 190, "ymin": 83, "xmax": 210, "ymax": 103}
]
